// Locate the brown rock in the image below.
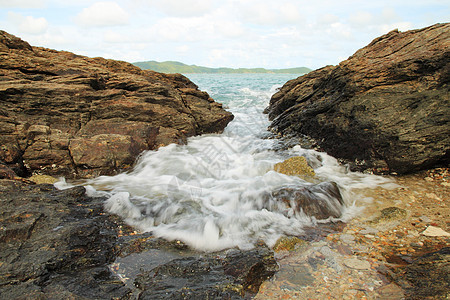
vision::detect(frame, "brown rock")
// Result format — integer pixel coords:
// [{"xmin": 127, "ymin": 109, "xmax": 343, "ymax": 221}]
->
[
  {"xmin": 274, "ymin": 156, "xmax": 315, "ymax": 180},
  {"xmin": 0, "ymin": 31, "xmax": 233, "ymax": 178},
  {"xmin": 266, "ymin": 23, "xmax": 450, "ymax": 174}
]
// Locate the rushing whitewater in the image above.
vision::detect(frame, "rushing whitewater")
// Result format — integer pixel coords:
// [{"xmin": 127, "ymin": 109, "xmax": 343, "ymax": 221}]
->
[{"xmin": 61, "ymin": 74, "xmax": 396, "ymax": 251}]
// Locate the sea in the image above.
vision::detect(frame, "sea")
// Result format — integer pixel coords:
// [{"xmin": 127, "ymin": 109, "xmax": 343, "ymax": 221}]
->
[{"xmin": 57, "ymin": 74, "xmax": 396, "ymax": 251}]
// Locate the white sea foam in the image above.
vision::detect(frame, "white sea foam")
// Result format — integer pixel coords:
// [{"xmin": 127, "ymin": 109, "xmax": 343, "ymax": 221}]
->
[{"xmin": 74, "ymin": 74, "xmax": 397, "ymax": 251}]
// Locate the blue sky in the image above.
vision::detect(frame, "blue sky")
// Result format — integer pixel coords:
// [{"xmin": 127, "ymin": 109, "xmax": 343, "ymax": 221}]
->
[{"xmin": 1, "ymin": 0, "xmax": 449, "ymax": 69}]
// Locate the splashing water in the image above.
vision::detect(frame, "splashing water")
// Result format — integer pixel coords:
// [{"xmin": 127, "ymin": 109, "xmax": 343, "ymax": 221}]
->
[{"xmin": 62, "ymin": 74, "xmax": 396, "ymax": 252}]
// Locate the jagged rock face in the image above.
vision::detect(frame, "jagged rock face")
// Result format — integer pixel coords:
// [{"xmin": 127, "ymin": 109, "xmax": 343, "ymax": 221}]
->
[
  {"xmin": 266, "ymin": 23, "xmax": 450, "ymax": 174},
  {"xmin": 0, "ymin": 31, "xmax": 233, "ymax": 178}
]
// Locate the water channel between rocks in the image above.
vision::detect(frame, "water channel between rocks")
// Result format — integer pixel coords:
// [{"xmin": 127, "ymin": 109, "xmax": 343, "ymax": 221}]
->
[
  {"xmin": 55, "ymin": 73, "xmax": 420, "ymax": 297},
  {"xmin": 58, "ymin": 73, "xmax": 397, "ymax": 251}
]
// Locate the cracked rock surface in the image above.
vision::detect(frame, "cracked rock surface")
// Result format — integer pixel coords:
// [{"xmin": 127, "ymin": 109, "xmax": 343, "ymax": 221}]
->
[{"xmin": 0, "ymin": 30, "xmax": 233, "ymax": 179}]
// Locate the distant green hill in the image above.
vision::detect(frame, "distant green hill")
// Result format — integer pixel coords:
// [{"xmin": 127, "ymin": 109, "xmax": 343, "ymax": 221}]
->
[{"xmin": 133, "ymin": 60, "xmax": 311, "ymax": 74}]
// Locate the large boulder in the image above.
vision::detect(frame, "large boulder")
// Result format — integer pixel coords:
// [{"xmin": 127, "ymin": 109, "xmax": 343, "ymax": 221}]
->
[
  {"xmin": 0, "ymin": 31, "xmax": 233, "ymax": 178},
  {"xmin": 266, "ymin": 23, "xmax": 449, "ymax": 174}
]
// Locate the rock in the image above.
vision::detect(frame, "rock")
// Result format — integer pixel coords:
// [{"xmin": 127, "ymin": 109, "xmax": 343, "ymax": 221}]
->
[
  {"xmin": 422, "ymin": 225, "xmax": 450, "ymax": 237},
  {"xmin": 270, "ymin": 182, "xmax": 344, "ymax": 219},
  {"xmin": 370, "ymin": 207, "xmax": 407, "ymax": 224},
  {"xmin": 28, "ymin": 174, "xmax": 58, "ymax": 184},
  {"xmin": 135, "ymin": 246, "xmax": 279, "ymax": 299},
  {"xmin": 404, "ymin": 247, "xmax": 449, "ymax": 298},
  {"xmin": 0, "ymin": 180, "xmax": 278, "ymax": 298},
  {"xmin": 266, "ymin": 23, "xmax": 450, "ymax": 174},
  {"xmin": 343, "ymin": 258, "xmax": 371, "ymax": 270},
  {"xmin": 273, "ymin": 236, "xmax": 307, "ymax": 252},
  {"xmin": 0, "ymin": 163, "xmax": 16, "ymax": 179},
  {"xmin": 274, "ymin": 156, "xmax": 315, "ymax": 179},
  {"xmin": 0, "ymin": 30, "xmax": 233, "ymax": 179},
  {"xmin": 376, "ymin": 283, "xmax": 405, "ymax": 299},
  {"xmin": 0, "ymin": 179, "xmax": 131, "ymax": 298},
  {"xmin": 418, "ymin": 215, "xmax": 431, "ymax": 223},
  {"xmin": 339, "ymin": 233, "xmax": 356, "ymax": 244}
]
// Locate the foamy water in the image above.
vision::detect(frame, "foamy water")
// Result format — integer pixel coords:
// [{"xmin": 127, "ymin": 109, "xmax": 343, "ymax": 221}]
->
[{"xmin": 57, "ymin": 74, "xmax": 396, "ymax": 251}]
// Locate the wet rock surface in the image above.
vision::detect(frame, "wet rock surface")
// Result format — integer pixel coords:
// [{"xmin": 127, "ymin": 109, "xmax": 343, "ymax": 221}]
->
[
  {"xmin": 0, "ymin": 180, "xmax": 129, "ymax": 299},
  {"xmin": 271, "ymin": 182, "xmax": 344, "ymax": 220},
  {"xmin": 0, "ymin": 180, "xmax": 278, "ymax": 299},
  {"xmin": 256, "ymin": 167, "xmax": 449, "ymax": 299},
  {"xmin": 0, "ymin": 30, "xmax": 233, "ymax": 179},
  {"xmin": 135, "ymin": 246, "xmax": 278, "ymax": 299},
  {"xmin": 403, "ymin": 247, "xmax": 449, "ymax": 299},
  {"xmin": 266, "ymin": 23, "xmax": 450, "ymax": 174}
]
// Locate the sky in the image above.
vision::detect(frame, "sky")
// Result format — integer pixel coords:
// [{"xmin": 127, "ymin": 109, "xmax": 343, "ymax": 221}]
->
[{"xmin": 1, "ymin": 0, "xmax": 449, "ymax": 69}]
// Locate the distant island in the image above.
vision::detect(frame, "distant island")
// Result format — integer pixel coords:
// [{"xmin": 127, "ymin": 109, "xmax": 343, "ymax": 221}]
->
[{"xmin": 133, "ymin": 60, "xmax": 312, "ymax": 74}]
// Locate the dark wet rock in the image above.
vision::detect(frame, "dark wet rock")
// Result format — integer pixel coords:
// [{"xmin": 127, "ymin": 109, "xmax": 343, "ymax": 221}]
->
[
  {"xmin": 0, "ymin": 179, "xmax": 131, "ymax": 298},
  {"xmin": 135, "ymin": 246, "xmax": 278, "ymax": 299},
  {"xmin": 266, "ymin": 23, "xmax": 450, "ymax": 174},
  {"xmin": 0, "ymin": 30, "xmax": 233, "ymax": 179},
  {"xmin": 0, "ymin": 180, "xmax": 278, "ymax": 299},
  {"xmin": 403, "ymin": 247, "xmax": 449, "ymax": 299},
  {"xmin": 270, "ymin": 182, "xmax": 344, "ymax": 219}
]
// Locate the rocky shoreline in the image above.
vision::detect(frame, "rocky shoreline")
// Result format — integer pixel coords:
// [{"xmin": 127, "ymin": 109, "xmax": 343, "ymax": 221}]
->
[
  {"xmin": 1, "ymin": 24, "xmax": 449, "ymax": 299},
  {"xmin": 256, "ymin": 167, "xmax": 449, "ymax": 299},
  {"xmin": 266, "ymin": 23, "xmax": 449, "ymax": 175}
]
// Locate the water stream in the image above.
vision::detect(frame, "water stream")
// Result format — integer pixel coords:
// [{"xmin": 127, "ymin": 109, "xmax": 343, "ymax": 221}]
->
[{"xmin": 58, "ymin": 74, "xmax": 396, "ymax": 252}]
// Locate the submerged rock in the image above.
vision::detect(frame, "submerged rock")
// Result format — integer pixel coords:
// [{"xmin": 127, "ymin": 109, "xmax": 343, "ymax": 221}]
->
[
  {"xmin": 404, "ymin": 247, "xmax": 450, "ymax": 299},
  {"xmin": 271, "ymin": 182, "xmax": 344, "ymax": 219},
  {"xmin": 0, "ymin": 30, "xmax": 233, "ymax": 179},
  {"xmin": 266, "ymin": 23, "xmax": 450, "ymax": 174},
  {"xmin": 135, "ymin": 246, "xmax": 278, "ymax": 299},
  {"xmin": 370, "ymin": 207, "xmax": 408, "ymax": 224},
  {"xmin": 273, "ymin": 236, "xmax": 307, "ymax": 252}
]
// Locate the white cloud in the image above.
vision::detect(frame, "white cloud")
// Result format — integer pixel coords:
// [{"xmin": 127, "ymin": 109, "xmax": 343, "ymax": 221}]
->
[
  {"xmin": 349, "ymin": 11, "xmax": 375, "ymax": 27},
  {"xmin": 318, "ymin": 14, "xmax": 340, "ymax": 25},
  {"xmin": 103, "ymin": 30, "xmax": 128, "ymax": 43},
  {"xmin": 381, "ymin": 7, "xmax": 398, "ymax": 23},
  {"xmin": 235, "ymin": 0, "xmax": 304, "ymax": 26},
  {"xmin": 146, "ymin": 17, "xmax": 202, "ymax": 42},
  {"xmin": 75, "ymin": 2, "xmax": 129, "ymax": 27},
  {"xmin": 328, "ymin": 22, "xmax": 353, "ymax": 40},
  {"xmin": 145, "ymin": 0, "xmax": 214, "ymax": 17},
  {"xmin": 7, "ymin": 12, "xmax": 49, "ymax": 34},
  {"xmin": 176, "ymin": 45, "xmax": 190, "ymax": 53},
  {"xmin": 0, "ymin": 0, "xmax": 45, "ymax": 8},
  {"xmin": 216, "ymin": 21, "xmax": 245, "ymax": 38},
  {"xmin": 379, "ymin": 22, "xmax": 413, "ymax": 33},
  {"xmin": 279, "ymin": 2, "xmax": 302, "ymax": 23}
]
